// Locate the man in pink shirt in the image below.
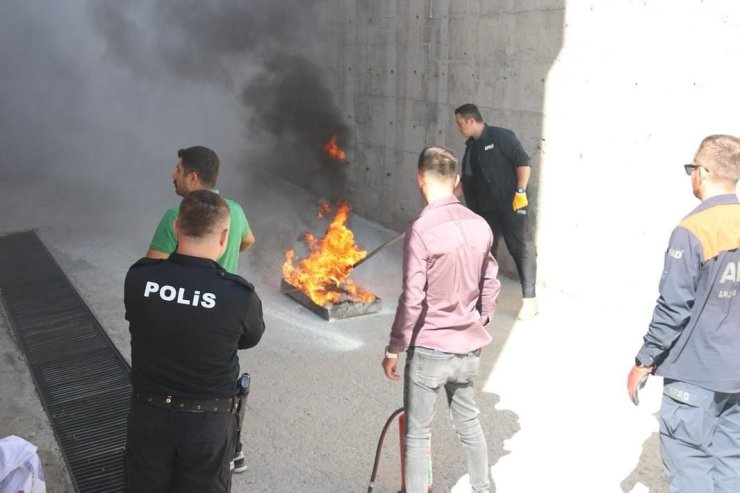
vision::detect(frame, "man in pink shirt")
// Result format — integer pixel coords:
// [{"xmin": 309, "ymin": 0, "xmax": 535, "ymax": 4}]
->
[{"xmin": 383, "ymin": 146, "xmax": 501, "ymax": 493}]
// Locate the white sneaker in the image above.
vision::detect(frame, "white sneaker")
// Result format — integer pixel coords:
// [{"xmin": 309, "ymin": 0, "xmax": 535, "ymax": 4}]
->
[
  {"xmin": 517, "ymin": 297, "xmax": 539, "ymax": 320},
  {"xmin": 231, "ymin": 451, "xmax": 248, "ymax": 473}
]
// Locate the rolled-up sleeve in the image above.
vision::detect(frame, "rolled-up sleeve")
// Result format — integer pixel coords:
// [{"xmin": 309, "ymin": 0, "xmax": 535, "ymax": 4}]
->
[{"xmin": 500, "ymin": 130, "xmax": 530, "ymax": 167}]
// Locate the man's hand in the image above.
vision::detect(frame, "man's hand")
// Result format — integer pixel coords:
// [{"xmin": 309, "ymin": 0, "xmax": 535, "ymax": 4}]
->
[
  {"xmin": 512, "ymin": 190, "xmax": 528, "ymax": 211},
  {"xmin": 382, "ymin": 356, "xmax": 400, "ymax": 381},
  {"xmin": 627, "ymin": 365, "xmax": 653, "ymax": 406}
]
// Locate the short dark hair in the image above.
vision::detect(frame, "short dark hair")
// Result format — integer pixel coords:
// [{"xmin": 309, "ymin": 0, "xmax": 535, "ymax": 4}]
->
[
  {"xmin": 418, "ymin": 146, "xmax": 457, "ymax": 179},
  {"xmin": 177, "ymin": 190, "xmax": 229, "ymax": 238},
  {"xmin": 454, "ymin": 103, "xmax": 483, "ymax": 123},
  {"xmin": 177, "ymin": 146, "xmax": 220, "ymax": 187},
  {"xmin": 698, "ymin": 135, "xmax": 740, "ymax": 183}
]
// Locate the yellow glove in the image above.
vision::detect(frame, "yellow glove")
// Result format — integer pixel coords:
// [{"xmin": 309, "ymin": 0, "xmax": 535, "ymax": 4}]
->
[{"xmin": 512, "ymin": 189, "xmax": 528, "ymax": 211}]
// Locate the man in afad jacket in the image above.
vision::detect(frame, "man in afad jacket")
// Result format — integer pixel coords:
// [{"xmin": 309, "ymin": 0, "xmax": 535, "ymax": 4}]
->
[{"xmin": 628, "ymin": 134, "xmax": 740, "ymax": 493}]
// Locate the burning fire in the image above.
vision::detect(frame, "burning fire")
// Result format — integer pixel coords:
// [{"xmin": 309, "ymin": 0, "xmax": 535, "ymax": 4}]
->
[
  {"xmin": 316, "ymin": 200, "xmax": 332, "ymax": 219},
  {"xmin": 282, "ymin": 201, "xmax": 376, "ymax": 306},
  {"xmin": 324, "ymin": 134, "xmax": 346, "ymax": 162}
]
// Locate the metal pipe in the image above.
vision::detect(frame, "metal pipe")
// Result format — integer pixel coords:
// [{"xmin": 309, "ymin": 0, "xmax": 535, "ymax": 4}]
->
[
  {"xmin": 280, "ymin": 231, "xmax": 404, "ymax": 296},
  {"xmin": 352, "ymin": 232, "xmax": 405, "ymax": 269}
]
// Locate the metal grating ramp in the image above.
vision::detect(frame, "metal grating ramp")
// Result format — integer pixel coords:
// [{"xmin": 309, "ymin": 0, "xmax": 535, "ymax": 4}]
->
[{"xmin": 0, "ymin": 231, "xmax": 131, "ymax": 493}]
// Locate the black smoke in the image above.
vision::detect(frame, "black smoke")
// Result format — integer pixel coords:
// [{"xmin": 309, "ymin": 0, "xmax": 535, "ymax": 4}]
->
[
  {"xmin": 0, "ymin": 1, "xmax": 239, "ymax": 203},
  {"xmin": 88, "ymin": 0, "xmax": 349, "ymax": 197}
]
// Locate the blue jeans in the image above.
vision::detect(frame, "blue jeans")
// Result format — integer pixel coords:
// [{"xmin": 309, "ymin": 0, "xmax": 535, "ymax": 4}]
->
[
  {"xmin": 660, "ymin": 379, "xmax": 740, "ymax": 493},
  {"xmin": 404, "ymin": 347, "xmax": 490, "ymax": 493}
]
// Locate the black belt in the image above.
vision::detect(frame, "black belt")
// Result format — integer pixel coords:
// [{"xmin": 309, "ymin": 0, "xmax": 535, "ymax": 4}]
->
[{"xmin": 134, "ymin": 391, "xmax": 239, "ymax": 414}]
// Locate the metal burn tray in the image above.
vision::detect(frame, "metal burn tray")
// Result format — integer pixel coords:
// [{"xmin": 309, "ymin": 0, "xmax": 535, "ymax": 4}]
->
[{"xmin": 280, "ymin": 279, "xmax": 381, "ymax": 321}]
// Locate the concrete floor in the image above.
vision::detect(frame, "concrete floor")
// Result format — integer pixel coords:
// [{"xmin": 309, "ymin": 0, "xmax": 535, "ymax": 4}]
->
[{"xmin": 0, "ymin": 167, "xmax": 667, "ymax": 492}]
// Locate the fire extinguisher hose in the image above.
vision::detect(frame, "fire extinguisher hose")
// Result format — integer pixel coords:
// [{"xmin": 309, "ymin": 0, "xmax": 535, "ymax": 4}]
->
[{"xmin": 367, "ymin": 407, "xmax": 405, "ymax": 493}]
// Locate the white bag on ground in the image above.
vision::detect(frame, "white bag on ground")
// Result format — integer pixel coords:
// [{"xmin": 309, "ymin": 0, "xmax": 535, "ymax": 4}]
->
[{"xmin": 0, "ymin": 435, "xmax": 46, "ymax": 493}]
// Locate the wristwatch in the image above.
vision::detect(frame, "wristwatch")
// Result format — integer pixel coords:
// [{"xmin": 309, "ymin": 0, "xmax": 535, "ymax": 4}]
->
[
  {"xmin": 516, "ymin": 187, "xmax": 526, "ymax": 194},
  {"xmin": 385, "ymin": 346, "xmax": 398, "ymax": 359}
]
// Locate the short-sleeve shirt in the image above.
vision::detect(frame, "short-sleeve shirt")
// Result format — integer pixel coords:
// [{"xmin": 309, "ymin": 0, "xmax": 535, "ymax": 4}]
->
[
  {"xmin": 461, "ymin": 125, "xmax": 530, "ymax": 213},
  {"xmin": 149, "ymin": 192, "xmax": 250, "ymax": 274}
]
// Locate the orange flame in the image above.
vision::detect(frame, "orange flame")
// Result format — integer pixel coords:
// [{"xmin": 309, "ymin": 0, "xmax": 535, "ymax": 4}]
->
[
  {"xmin": 324, "ymin": 134, "xmax": 346, "ymax": 161},
  {"xmin": 282, "ymin": 202, "xmax": 376, "ymax": 307},
  {"xmin": 316, "ymin": 200, "xmax": 332, "ymax": 219}
]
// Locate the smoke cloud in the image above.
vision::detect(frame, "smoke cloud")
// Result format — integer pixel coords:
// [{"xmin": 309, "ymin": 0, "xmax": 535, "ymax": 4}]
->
[
  {"xmin": 89, "ymin": 0, "xmax": 349, "ymax": 197},
  {"xmin": 0, "ymin": 0, "xmax": 349, "ymax": 208},
  {"xmin": 0, "ymin": 1, "xmax": 235, "ymax": 204}
]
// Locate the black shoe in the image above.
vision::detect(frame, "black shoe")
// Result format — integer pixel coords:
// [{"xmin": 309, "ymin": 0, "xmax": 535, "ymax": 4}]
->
[{"xmin": 231, "ymin": 451, "xmax": 247, "ymax": 474}]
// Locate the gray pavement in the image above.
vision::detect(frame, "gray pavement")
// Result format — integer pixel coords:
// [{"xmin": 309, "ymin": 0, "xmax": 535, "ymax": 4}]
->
[
  {"xmin": 0, "ymin": 169, "xmax": 524, "ymax": 492},
  {"xmin": 0, "ymin": 166, "xmax": 671, "ymax": 491}
]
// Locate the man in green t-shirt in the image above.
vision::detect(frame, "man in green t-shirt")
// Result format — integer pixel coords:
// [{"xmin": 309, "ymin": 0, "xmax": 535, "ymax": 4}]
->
[
  {"xmin": 145, "ymin": 145, "xmax": 255, "ymax": 474},
  {"xmin": 146, "ymin": 146, "xmax": 255, "ymax": 274}
]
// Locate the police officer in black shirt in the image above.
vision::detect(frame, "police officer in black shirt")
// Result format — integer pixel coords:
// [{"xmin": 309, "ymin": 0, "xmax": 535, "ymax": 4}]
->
[
  {"xmin": 124, "ymin": 189, "xmax": 265, "ymax": 493},
  {"xmin": 454, "ymin": 103, "xmax": 538, "ymax": 320}
]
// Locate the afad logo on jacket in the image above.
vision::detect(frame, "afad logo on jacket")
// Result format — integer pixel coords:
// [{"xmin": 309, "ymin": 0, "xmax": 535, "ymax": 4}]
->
[
  {"xmin": 484, "ymin": 143, "xmax": 495, "ymax": 151},
  {"xmin": 718, "ymin": 260, "xmax": 740, "ymax": 299}
]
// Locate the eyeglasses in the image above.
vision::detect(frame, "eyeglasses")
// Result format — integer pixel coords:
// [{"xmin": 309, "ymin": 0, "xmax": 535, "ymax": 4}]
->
[{"xmin": 684, "ymin": 164, "xmax": 701, "ymax": 175}]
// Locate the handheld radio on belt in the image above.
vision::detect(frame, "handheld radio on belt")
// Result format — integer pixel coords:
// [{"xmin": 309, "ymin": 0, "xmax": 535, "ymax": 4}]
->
[{"xmin": 236, "ymin": 372, "xmax": 250, "ymax": 434}]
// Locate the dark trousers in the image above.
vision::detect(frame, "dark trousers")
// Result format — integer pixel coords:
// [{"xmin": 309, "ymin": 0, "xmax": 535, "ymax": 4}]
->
[
  {"xmin": 124, "ymin": 398, "xmax": 238, "ymax": 493},
  {"xmin": 660, "ymin": 379, "xmax": 740, "ymax": 492},
  {"xmin": 480, "ymin": 209, "xmax": 536, "ymax": 298}
]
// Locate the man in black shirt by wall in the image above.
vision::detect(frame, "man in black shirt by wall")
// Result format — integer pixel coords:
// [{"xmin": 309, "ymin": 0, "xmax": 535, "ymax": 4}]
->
[
  {"xmin": 454, "ymin": 103, "xmax": 538, "ymax": 320},
  {"xmin": 124, "ymin": 190, "xmax": 265, "ymax": 493}
]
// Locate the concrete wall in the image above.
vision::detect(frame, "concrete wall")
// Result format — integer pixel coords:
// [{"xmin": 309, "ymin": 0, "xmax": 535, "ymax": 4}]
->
[
  {"xmin": 317, "ymin": 0, "xmax": 740, "ymax": 302},
  {"xmin": 318, "ymin": 0, "xmax": 564, "ymax": 278},
  {"xmin": 326, "ymin": 0, "xmax": 563, "ymax": 229}
]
